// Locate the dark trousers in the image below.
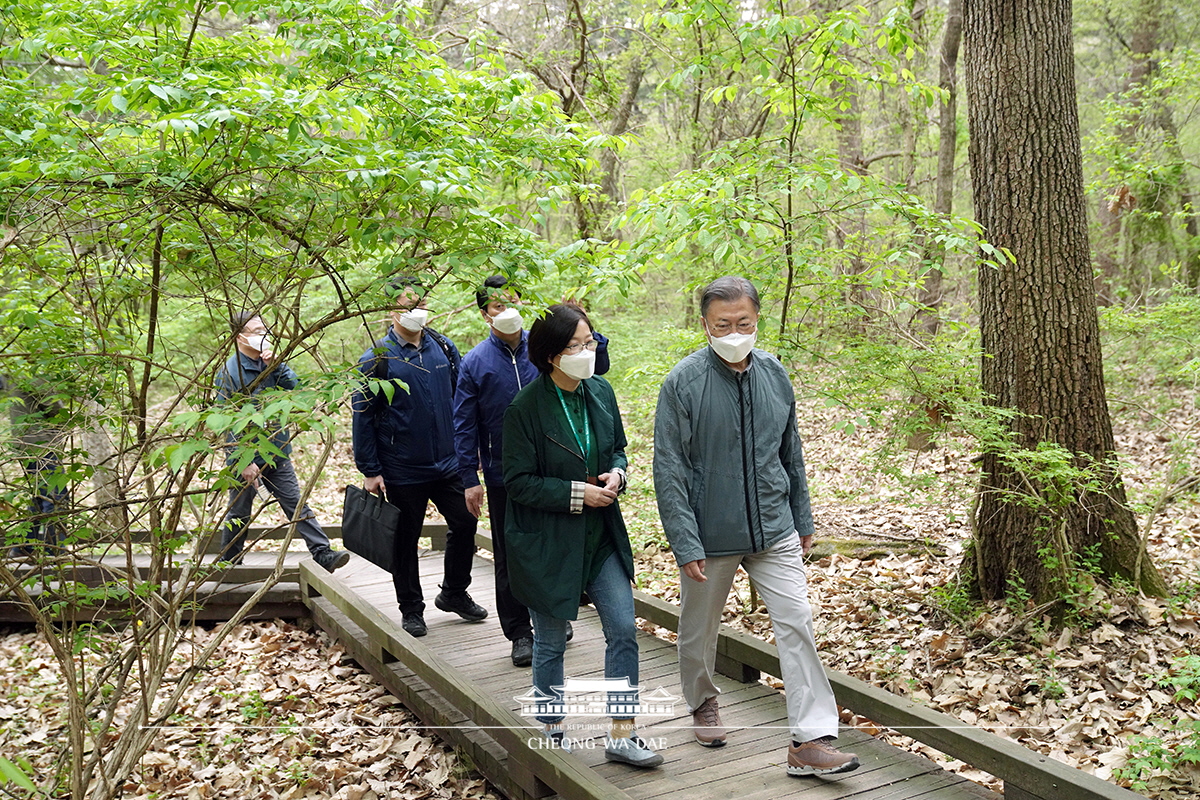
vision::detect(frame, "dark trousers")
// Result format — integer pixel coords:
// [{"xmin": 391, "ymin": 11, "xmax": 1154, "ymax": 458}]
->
[
  {"xmin": 386, "ymin": 475, "xmax": 477, "ymax": 614},
  {"xmin": 220, "ymin": 459, "xmax": 332, "ymax": 558},
  {"xmin": 13, "ymin": 456, "xmax": 68, "ymax": 553},
  {"xmin": 486, "ymin": 484, "xmax": 533, "ymax": 641}
]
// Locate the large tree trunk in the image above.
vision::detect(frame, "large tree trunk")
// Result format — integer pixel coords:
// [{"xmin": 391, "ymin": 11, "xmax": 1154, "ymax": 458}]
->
[{"xmin": 964, "ymin": 0, "xmax": 1167, "ymax": 601}]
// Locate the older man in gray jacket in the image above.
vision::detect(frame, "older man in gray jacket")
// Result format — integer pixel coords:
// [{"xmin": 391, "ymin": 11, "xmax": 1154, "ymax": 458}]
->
[{"xmin": 653, "ymin": 276, "xmax": 858, "ymax": 777}]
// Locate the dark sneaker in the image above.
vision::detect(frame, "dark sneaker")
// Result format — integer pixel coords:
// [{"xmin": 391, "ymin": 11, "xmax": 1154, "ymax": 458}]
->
[
  {"xmin": 315, "ymin": 549, "xmax": 350, "ymax": 573},
  {"xmin": 692, "ymin": 696, "xmax": 726, "ymax": 747},
  {"xmin": 604, "ymin": 735, "xmax": 663, "ymax": 768},
  {"xmin": 511, "ymin": 636, "xmax": 534, "ymax": 667},
  {"xmin": 401, "ymin": 611, "xmax": 427, "ymax": 637},
  {"xmin": 434, "ymin": 590, "xmax": 488, "ymax": 622},
  {"xmin": 565, "ymin": 620, "xmax": 574, "ymax": 642},
  {"xmin": 787, "ymin": 737, "xmax": 860, "ymax": 776}
]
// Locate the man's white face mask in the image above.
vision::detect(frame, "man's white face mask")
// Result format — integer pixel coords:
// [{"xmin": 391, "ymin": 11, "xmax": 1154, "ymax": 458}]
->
[
  {"xmin": 490, "ymin": 307, "xmax": 523, "ymax": 335},
  {"xmin": 395, "ymin": 308, "xmax": 429, "ymax": 333},
  {"xmin": 706, "ymin": 325, "xmax": 756, "ymax": 363}
]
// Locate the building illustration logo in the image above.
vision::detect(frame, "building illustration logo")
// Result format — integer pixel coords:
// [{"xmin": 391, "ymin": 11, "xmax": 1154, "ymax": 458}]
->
[{"xmin": 515, "ymin": 678, "xmax": 680, "ymax": 718}]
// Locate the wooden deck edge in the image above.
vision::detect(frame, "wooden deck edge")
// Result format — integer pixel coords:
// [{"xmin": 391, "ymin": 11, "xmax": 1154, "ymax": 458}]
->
[
  {"xmin": 306, "ymin": 593, "xmax": 546, "ymax": 800},
  {"xmin": 629, "ymin": 590, "xmax": 1139, "ymax": 800},
  {"xmin": 0, "ymin": 580, "xmax": 306, "ymax": 624},
  {"xmin": 300, "ymin": 561, "xmax": 634, "ymax": 800}
]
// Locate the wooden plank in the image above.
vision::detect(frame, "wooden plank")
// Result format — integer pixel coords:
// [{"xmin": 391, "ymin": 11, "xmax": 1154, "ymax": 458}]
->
[
  {"xmin": 629, "ymin": 587, "xmax": 1138, "ymax": 800},
  {"xmin": 307, "ymin": 594, "xmax": 547, "ymax": 800},
  {"xmin": 300, "ymin": 561, "xmax": 635, "ymax": 800}
]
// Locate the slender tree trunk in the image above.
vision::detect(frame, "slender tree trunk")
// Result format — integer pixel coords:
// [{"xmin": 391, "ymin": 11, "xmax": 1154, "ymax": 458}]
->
[
  {"xmin": 965, "ymin": 0, "xmax": 1167, "ymax": 601},
  {"xmin": 914, "ymin": 0, "xmax": 961, "ymax": 337}
]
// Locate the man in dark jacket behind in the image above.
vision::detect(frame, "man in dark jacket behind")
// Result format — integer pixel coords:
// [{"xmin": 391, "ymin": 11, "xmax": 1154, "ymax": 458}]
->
[
  {"xmin": 653, "ymin": 276, "xmax": 859, "ymax": 777},
  {"xmin": 352, "ymin": 277, "xmax": 487, "ymax": 638},
  {"xmin": 216, "ymin": 311, "xmax": 348, "ymax": 572},
  {"xmin": 1, "ymin": 373, "xmax": 69, "ymax": 558},
  {"xmin": 452, "ymin": 275, "xmax": 540, "ymax": 666}
]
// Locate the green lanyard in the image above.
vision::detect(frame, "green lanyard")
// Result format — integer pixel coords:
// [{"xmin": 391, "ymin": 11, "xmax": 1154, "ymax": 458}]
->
[{"xmin": 554, "ymin": 383, "xmax": 591, "ymax": 467}]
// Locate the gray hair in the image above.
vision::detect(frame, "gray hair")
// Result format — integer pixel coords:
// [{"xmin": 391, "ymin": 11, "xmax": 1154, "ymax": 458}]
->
[{"xmin": 699, "ymin": 276, "xmax": 761, "ymax": 317}]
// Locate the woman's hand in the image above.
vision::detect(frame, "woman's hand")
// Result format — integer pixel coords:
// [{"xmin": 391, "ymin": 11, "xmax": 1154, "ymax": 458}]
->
[
  {"xmin": 598, "ymin": 471, "xmax": 622, "ymax": 494},
  {"xmin": 583, "ymin": 483, "xmax": 618, "ymax": 508}
]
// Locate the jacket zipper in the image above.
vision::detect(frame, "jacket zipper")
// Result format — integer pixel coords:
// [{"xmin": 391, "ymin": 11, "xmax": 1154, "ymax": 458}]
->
[{"xmin": 737, "ymin": 373, "xmax": 759, "ymax": 552}]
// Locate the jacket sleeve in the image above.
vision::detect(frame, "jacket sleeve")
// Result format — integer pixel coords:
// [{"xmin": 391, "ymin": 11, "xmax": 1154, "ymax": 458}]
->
[
  {"xmin": 602, "ymin": 379, "xmax": 628, "ymax": 475},
  {"xmin": 780, "ymin": 400, "xmax": 815, "ymax": 537},
  {"xmin": 502, "ymin": 398, "xmax": 574, "ymax": 512},
  {"xmin": 351, "ymin": 353, "xmax": 384, "ymax": 479},
  {"xmin": 652, "ymin": 375, "xmax": 706, "ymax": 566},
  {"xmin": 593, "ymin": 331, "xmax": 611, "ymax": 376},
  {"xmin": 452, "ymin": 360, "xmax": 482, "ymax": 488},
  {"xmin": 272, "ymin": 361, "xmax": 300, "ymax": 390},
  {"xmin": 215, "ymin": 364, "xmax": 245, "ymax": 466}
]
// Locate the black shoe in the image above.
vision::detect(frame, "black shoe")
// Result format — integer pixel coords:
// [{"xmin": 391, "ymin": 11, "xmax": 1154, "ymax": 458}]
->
[
  {"xmin": 434, "ymin": 590, "xmax": 488, "ymax": 622},
  {"xmin": 315, "ymin": 548, "xmax": 350, "ymax": 573},
  {"xmin": 401, "ymin": 611, "xmax": 427, "ymax": 637},
  {"xmin": 565, "ymin": 620, "xmax": 574, "ymax": 643},
  {"xmin": 511, "ymin": 636, "xmax": 533, "ymax": 667}
]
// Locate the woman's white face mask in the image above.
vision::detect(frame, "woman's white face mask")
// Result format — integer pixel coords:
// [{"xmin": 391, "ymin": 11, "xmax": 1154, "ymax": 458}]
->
[{"xmin": 556, "ymin": 348, "xmax": 596, "ymax": 381}]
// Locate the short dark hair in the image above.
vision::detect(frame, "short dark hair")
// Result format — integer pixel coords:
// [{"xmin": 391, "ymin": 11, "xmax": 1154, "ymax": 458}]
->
[
  {"xmin": 476, "ymin": 275, "xmax": 516, "ymax": 310},
  {"xmin": 527, "ymin": 304, "xmax": 591, "ymax": 374},
  {"xmin": 699, "ymin": 276, "xmax": 760, "ymax": 317},
  {"xmin": 387, "ymin": 275, "xmax": 426, "ymax": 300},
  {"xmin": 230, "ymin": 310, "xmax": 259, "ymax": 336}
]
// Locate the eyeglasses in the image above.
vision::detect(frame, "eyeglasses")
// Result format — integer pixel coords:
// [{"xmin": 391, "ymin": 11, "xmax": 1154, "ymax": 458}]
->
[
  {"xmin": 562, "ymin": 340, "xmax": 599, "ymax": 355},
  {"xmin": 706, "ymin": 320, "xmax": 757, "ymax": 336}
]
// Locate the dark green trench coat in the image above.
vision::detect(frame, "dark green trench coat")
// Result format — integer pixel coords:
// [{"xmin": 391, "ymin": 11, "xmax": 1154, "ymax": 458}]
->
[{"xmin": 501, "ymin": 374, "xmax": 636, "ymax": 620}]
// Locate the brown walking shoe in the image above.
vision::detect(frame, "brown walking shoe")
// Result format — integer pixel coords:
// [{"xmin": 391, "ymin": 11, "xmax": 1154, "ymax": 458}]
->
[
  {"xmin": 787, "ymin": 737, "xmax": 860, "ymax": 776},
  {"xmin": 692, "ymin": 696, "xmax": 726, "ymax": 747}
]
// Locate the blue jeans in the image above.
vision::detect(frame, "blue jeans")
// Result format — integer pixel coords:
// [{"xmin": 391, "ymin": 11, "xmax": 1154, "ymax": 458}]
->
[{"xmin": 530, "ymin": 552, "xmax": 639, "ymax": 724}]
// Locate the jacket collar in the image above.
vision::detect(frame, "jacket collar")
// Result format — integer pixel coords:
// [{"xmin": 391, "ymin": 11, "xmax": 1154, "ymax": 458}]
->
[
  {"xmin": 703, "ymin": 345, "xmax": 756, "ymax": 381},
  {"xmin": 486, "ymin": 329, "xmax": 528, "ymax": 357}
]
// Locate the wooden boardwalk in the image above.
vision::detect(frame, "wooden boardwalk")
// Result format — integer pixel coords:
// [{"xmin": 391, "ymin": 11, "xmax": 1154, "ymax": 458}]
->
[
  {"xmin": 304, "ymin": 547, "xmax": 1001, "ymax": 800},
  {"xmin": 2, "ymin": 530, "xmax": 1142, "ymax": 800}
]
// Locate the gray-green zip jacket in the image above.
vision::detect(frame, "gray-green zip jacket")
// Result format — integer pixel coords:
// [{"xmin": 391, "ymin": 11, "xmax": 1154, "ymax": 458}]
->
[{"xmin": 653, "ymin": 346, "xmax": 813, "ymax": 566}]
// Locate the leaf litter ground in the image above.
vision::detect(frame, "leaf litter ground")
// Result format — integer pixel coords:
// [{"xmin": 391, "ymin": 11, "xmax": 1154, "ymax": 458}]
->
[{"xmin": 2, "ymin": 391, "xmax": 1199, "ymax": 797}]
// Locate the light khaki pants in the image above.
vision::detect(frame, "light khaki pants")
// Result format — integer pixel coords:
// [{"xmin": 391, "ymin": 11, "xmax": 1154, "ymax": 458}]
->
[{"xmin": 677, "ymin": 534, "xmax": 840, "ymax": 742}]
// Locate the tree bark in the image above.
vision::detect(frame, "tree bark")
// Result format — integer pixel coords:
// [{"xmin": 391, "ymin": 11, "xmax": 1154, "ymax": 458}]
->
[{"xmin": 964, "ymin": 0, "xmax": 1167, "ymax": 601}]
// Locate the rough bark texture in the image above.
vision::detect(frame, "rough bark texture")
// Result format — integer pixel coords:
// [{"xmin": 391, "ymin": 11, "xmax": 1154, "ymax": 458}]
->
[{"xmin": 964, "ymin": 0, "xmax": 1167, "ymax": 600}]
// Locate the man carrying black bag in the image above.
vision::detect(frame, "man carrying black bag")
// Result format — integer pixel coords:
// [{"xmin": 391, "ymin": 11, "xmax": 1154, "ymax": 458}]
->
[{"xmin": 351, "ymin": 277, "xmax": 487, "ymax": 637}]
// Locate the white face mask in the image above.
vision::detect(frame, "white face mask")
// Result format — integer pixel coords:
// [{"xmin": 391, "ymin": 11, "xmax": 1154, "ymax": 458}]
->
[
  {"xmin": 556, "ymin": 348, "xmax": 596, "ymax": 381},
  {"xmin": 243, "ymin": 334, "xmax": 271, "ymax": 354},
  {"xmin": 490, "ymin": 307, "xmax": 523, "ymax": 335},
  {"xmin": 707, "ymin": 328, "xmax": 756, "ymax": 363},
  {"xmin": 395, "ymin": 308, "xmax": 429, "ymax": 333}
]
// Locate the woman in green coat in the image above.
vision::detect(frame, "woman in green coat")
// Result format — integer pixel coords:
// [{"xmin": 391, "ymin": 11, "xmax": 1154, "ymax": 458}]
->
[{"xmin": 502, "ymin": 304, "xmax": 661, "ymax": 768}]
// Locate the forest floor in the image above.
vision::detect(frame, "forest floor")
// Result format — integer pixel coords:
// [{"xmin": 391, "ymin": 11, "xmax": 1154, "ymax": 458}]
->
[{"xmin": 2, "ymin": 378, "xmax": 1199, "ymax": 799}]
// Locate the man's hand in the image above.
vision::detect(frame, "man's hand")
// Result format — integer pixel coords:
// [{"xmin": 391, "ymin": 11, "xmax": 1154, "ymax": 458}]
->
[
  {"xmin": 681, "ymin": 559, "xmax": 707, "ymax": 583},
  {"xmin": 241, "ymin": 463, "xmax": 262, "ymax": 486},
  {"xmin": 598, "ymin": 471, "xmax": 622, "ymax": 494},
  {"xmin": 258, "ymin": 348, "xmax": 275, "ymax": 363},
  {"xmin": 800, "ymin": 534, "xmax": 813, "ymax": 556},
  {"xmin": 364, "ymin": 475, "xmax": 386, "ymax": 496},
  {"xmin": 583, "ymin": 484, "xmax": 617, "ymax": 508},
  {"xmin": 465, "ymin": 485, "xmax": 485, "ymax": 518}
]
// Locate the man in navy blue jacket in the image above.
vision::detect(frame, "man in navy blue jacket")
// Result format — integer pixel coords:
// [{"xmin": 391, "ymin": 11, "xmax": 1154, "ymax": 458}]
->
[
  {"xmin": 216, "ymin": 311, "xmax": 348, "ymax": 572},
  {"xmin": 452, "ymin": 275, "xmax": 542, "ymax": 665},
  {"xmin": 352, "ymin": 277, "xmax": 487, "ymax": 637}
]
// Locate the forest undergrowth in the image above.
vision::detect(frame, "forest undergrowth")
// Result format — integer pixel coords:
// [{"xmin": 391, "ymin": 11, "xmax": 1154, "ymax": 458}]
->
[{"xmin": 2, "ymin": 362, "xmax": 1199, "ymax": 798}]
